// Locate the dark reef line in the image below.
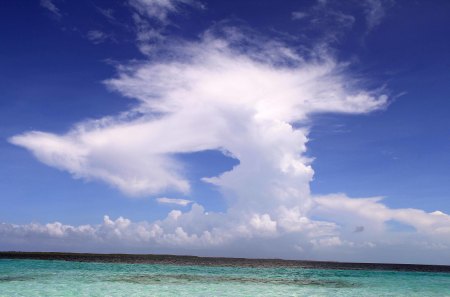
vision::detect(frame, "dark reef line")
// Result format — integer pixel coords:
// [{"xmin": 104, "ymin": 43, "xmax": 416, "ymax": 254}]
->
[{"xmin": 1, "ymin": 251, "xmax": 450, "ymax": 273}]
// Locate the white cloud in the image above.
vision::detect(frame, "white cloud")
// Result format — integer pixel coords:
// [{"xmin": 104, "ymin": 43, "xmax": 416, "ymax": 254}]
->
[
  {"xmin": 362, "ymin": 0, "xmax": 394, "ymax": 31},
  {"xmin": 290, "ymin": 0, "xmax": 356, "ymax": 45},
  {"xmin": 126, "ymin": 0, "xmax": 203, "ymax": 55},
  {"xmin": 128, "ymin": 0, "xmax": 198, "ymax": 22},
  {"xmin": 314, "ymin": 194, "xmax": 450, "ymax": 236},
  {"xmin": 40, "ymin": 0, "xmax": 61, "ymax": 18},
  {"xmin": 10, "ymin": 128, "xmax": 190, "ymax": 196},
  {"xmin": 157, "ymin": 197, "xmax": 193, "ymax": 206},
  {"xmin": 131, "ymin": 12, "xmax": 165, "ymax": 55},
  {"xmin": 2, "ymin": 29, "xmax": 391, "ymax": 260},
  {"xmin": 10, "ymin": 31, "xmax": 387, "ymax": 198},
  {"xmin": 291, "ymin": 11, "xmax": 308, "ymax": 20},
  {"xmin": 86, "ymin": 30, "xmax": 111, "ymax": 44},
  {"xmin": 291, "ymin": 0, "xmax": 394, "ymax": 43},
  {"xmin": 7, "ymin": 24, "xmax": 450, "ymax": 264},
  {"xmin": 97, "ymin": 7, "xmax": 115, "ymax": 21},
  {"xmin": 249, "ymin": 214, "xmax": 277, "ymax": 235},
  {"xmin": 3, "ymin": 197, "xmax": 450, "ymax": 263}
]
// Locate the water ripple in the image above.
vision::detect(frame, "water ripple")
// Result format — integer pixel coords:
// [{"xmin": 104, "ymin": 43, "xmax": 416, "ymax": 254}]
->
[{"xmin": 108, "ymin": 273, "xmax": 359, "ymax": 288}]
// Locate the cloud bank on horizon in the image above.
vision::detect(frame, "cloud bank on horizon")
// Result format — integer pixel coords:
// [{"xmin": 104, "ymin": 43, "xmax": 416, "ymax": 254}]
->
[{"xmin": 4, "ymin": 0, "xmax": 450, "ymax": 264}]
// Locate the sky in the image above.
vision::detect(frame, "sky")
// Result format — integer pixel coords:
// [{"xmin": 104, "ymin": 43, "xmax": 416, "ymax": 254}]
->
[{"xmin": 1, "ymin": 0, "xmax": 450, "ymax": 265}]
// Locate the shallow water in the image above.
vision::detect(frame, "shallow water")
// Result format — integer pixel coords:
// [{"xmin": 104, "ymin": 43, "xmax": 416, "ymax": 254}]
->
[{"xmin": 1, "ymin": 259, "xmax": 449, "ymax": 296}]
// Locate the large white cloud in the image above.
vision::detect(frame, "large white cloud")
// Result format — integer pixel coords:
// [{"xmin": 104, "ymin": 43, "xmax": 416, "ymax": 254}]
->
[
  {"xmin": 6, "ymin": 26, "xmax": 450, "ymax": 264},
  {"xmin": 10, "ymin": 32, "xmax": 386, "ymax": 199}
]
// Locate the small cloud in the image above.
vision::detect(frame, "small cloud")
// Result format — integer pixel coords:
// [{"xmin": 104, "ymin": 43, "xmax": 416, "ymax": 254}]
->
[
  {"xmin": 86, "ymin": 30, "xmax": 111, "ymax": 44},
  {"xmin": 291, "ymin": 1, "xmax": 355, "ymax": 45},
  {"xmin": 156, "ymin": 197, "xmax": 193, "ymax": 206},
  {"xmin": 127, "ymin": 0, "xmax": 203, "ymax": 55},
  {"xmin": 362, "ymin": 0, "xmax": 394, "ymax": 32},
  {"xmin": 128, "ymin": 0, "xmax": 200, "ymax": 23},
  {"xmin": 291, "ymin": 11, "xmax": 308, "ymax": 20},
  {"xmin": 40, "ymin": 0, "xmax": 61, "ymax": 18},
  {"xmin": 431, "ymin": 210, "xmax": 448, "ymax": 217},
  {"xmin": 97, "ymin": 7, "xmax": 115, "ymax": 21},
  {"xmin": 353, "ymin": 226, "xmax": 365, "ymax": 233}
]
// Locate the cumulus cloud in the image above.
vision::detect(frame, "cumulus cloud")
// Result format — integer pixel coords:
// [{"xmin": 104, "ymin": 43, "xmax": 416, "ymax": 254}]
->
[
  {"xmin": 10, "ymin": 30, "xmax": 387, "ymax": 198},
  {"xmin": 6, "ymin": 22, "xmax": 450, "ymax": 264},
  {"xmin": 0, "ymin": 205, "xmax": 243, "ymax": 253},
  {"xmin": 3, "ymin": 197, "xmax": 450, "ymax": 263},
  {"xmin": 309, "ymin": 194, "xmax": 450, "ymax": 263},
  {"xmin": 314, "ymin": 194, "xmax": 450, "ymax": 237}
]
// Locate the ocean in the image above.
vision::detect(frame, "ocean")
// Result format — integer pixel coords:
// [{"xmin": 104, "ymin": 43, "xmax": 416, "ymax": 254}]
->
[{"xmin": 1, "ymin": 253, "xmax": 449, "ymax": 296}]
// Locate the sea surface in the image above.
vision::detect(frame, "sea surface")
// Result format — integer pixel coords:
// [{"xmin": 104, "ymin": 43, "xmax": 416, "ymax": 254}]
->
[{"xmin": 1, "ymin": 255, "xmax": 450, "ymax": 296}]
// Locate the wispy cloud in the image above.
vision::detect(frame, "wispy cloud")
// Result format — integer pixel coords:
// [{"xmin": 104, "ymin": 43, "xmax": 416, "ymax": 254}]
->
[
  {"xmin": 40, "ymin": 0, "xmax": 61, "ymax": 19},
  {"xmin": 128, "ymin": 0, "xmax": 203, "ymax": 23},
  {"xmin": 291, "ymin": 11, "xmax": 308, "ymax": 20},
  {"xmin": 362, "ymin": 0, "xmax": 394, "ymax": 31},
  {"xmin": 291, "ymin": 0, "xmax": 394, "ymax": 45},
  {"xmin": 157, "ymin": 197, "xmax": 193, "ymax": 206},
  {"xmin": 96, "ymin": 7, "xmax": 116, "ymax": 21},
  {"xmin": 86, "ymin": 30, "xmax": 112, "ymax": 44},
  {"xmin": 127, "ymin": 0, "xmax": 203, "ymax": 55},
  {"xmin": 291, "ymin": 0, "xmax": 355, "ymax": 45}
]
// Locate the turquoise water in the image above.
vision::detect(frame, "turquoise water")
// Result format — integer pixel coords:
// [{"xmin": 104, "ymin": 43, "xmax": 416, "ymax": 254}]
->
[{"xmin": 1, "ymin": 259, "xmax": 449, "ymax": 296}]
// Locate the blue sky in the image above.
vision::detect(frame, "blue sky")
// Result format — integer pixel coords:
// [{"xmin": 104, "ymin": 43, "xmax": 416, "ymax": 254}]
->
[{"xmin": 1, "ymin": 0, "xmax": 450, "ymax": 264}]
